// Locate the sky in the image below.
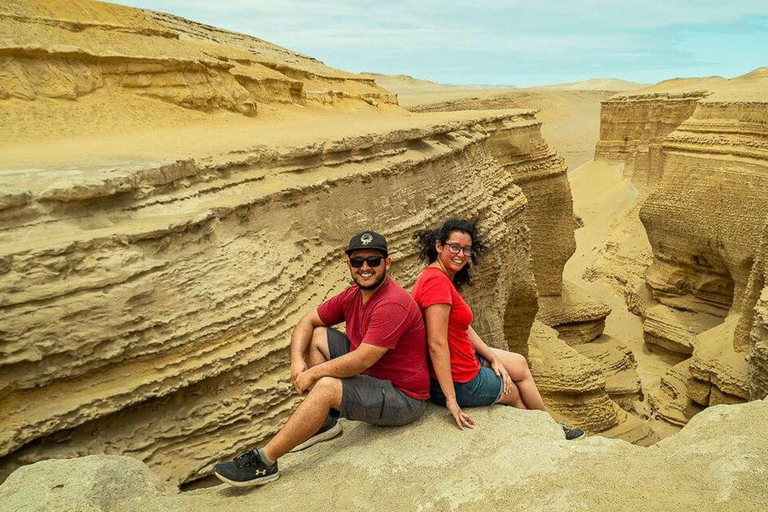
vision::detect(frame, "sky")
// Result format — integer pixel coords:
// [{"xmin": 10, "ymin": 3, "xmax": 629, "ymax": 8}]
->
[{"xmin": 117, "ymin": 0, "xmax": 768, "ymax": 87}]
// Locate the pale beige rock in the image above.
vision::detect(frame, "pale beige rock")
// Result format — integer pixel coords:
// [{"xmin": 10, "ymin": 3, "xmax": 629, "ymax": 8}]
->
[
  {"xmin": 643, "ymin": 303, "xmax": 723, "ymax": 355},
  {"xmin": 3, "ymin": 402, "xmax": 768, "ymax": 512},
  {"xmin": 648, "ymin": 359, "xmax": 705, "ymax": 426},
  {"xmin": 527, "ymin": 322, "xmax": 621, "ymax": 433},
  {"xmin": 537, "ymin": 280, "xmax": 611, "ymax": 344},
  {"xmin": 0, "ymin": 455, "xmax": 174, "ymax": 512},
  {"xmin": 688, "ymin": 316, "xmax": 750, "ymax": 405},
  {"xmin": 574, "ymin": 335, "xmax": 642, "ymax": 410},
  {"xmin": 746, "ymin": 220, "xmax": 768, "ymax": 400},
  {"xmin": 594, "ymin": 68, "xmax": 768, "ymax": 418}
]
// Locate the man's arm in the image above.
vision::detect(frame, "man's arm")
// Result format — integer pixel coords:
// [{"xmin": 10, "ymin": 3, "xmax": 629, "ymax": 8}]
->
[
  {"xmin": 290, "ymin": 309, "xmax": 326, "ymax": 387},
  {"xmin": 295, "ymin": 343, "xmax": 387, "ymax": 393}
]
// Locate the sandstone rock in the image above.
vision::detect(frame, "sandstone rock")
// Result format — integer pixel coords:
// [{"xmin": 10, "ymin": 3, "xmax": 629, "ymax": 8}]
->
[
  {"xmin": 594, "ymin": 77, "xmax": 726, "ymax": 190},
  {"xmin": 0, "ymin": 0, "xmax": 395, "ymax": 118},
  {"xmin": 527, "ymin": 322, "xmax": 621, "ymax": 433},
  {"xmin": 688, "ymin": 316, "xmax": 750, "ymax": 405},
  {"xmin": 595, "ymin": 68, "xmax": 768, "ymax": 415},
  {"xmin": 574, "ymin": 335, "xmax": 642, "ymax": 410},
  {"xmin": 3, "ymin": 403, "xmax": 768, "ymax": 511},
  {"xmin": 639, "ymin": 71, "xmax": 768, "ymax": 320},
  {"xmin": 643, "ymin": 303, "xmax": 723, "ymax": 355},
  {"xmin": 648, "ymin": 359, "xmax": 705, "ymax": 426},
  {"xmin": 0, "ymin": 455, "xmax": 173, "ymax": 512},
  {"xmin": 537, "ymin": 280, "xmax": 611, "ymax": 344}
]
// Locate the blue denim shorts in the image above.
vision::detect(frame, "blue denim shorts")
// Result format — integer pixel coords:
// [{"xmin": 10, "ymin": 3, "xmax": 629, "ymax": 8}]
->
[{"xmin": 429, "ymin": 357, "xmax": 504, "ymax": 408}]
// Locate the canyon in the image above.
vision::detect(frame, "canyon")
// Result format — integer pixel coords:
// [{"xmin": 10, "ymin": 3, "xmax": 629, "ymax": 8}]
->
[{"xmin": 1, "ymin": 1, "xmax": 767, "ymax": 510}]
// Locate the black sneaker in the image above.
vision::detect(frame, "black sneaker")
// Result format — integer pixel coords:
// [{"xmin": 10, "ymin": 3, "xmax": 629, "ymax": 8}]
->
[
  {"xmin": 290, "ymin": 415, "xmax": 342, "ymax": 452},
  {"xmin": 214, "ymin": 450, "xmax": 279, "ymax": 487},
  {"xmin": 562, "ymin": 424, "xmax": 586, "ymax": 441}
]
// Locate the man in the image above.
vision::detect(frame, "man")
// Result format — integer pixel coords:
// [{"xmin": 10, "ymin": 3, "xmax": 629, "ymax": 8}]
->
[{"xmin": 214, "ymin": 231, "xmax": 429, "ymax": 487}]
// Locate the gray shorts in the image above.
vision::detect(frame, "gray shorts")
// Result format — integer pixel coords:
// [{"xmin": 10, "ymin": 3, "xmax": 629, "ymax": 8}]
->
[{"xmin": 327, "ymin": 328, "xmax": 427, "ymax": 427}]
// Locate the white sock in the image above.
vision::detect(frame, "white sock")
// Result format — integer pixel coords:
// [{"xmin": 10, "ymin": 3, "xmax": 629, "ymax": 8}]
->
[{"xmin": 257, "ymin": 448, "xmax": 276, "ymax": 466}]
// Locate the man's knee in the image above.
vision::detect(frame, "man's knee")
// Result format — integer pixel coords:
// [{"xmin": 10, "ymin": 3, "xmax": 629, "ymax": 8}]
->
[
  {"xmin": 310, "ymin": 376, "xmax": 342, "ymax": 407},
  {"xmin": 311, "ymin": 327, "xmax": 330, "ymax": 354}
]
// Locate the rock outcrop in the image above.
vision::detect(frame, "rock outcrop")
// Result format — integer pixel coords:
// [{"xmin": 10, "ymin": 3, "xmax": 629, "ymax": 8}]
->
[
  {"xmin": 594, "ymin": 68, "xmax": 768, "ymax": 425},
  {"xmin": 2, "ymin": 401, "xmax": 767, "ymax": 512},
  {"xmin": 594, "ymin": 77, "xmax": 726, "ymax": 189},
  {"xmin": 0, "ymin": 0, "xmax": 394, "ymax": 116},
  {"xmin": 537, "ymin": 280, "xmax": 611, "ymax": 344},
  {"xmin": 0, "ymin": 107, "xmax": 553, "ymax": 485}
]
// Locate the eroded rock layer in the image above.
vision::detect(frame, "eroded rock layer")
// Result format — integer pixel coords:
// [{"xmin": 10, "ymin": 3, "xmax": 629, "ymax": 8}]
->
[
  {"xmin": 1, "ymin": 108, "xmax": 576, "ymax": 484},
  {"xmin": 595, "ymin": 69, "xmax": 768, "ymax": 422},
  {"xmin": 0, "ymin": 0, "xmax": 394, "ymax": 118}
]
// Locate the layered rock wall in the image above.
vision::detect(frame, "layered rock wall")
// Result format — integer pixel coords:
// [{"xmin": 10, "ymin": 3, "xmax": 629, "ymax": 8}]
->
[
  {"xmin": 594, "ymin": 92, "xmax": 707, "ymax": 187},
  {"xmin": 0, "ymin": 2, "xmax": 395, "ymax": 116},
  {"xmin": 593, "ymin": 70, "xmax": 768, "ymax": 421},
  {"xmin": 487, "ymin": 130, "xmax": 575, "ymax": 296},
  {"xmin": 0, "ymin": 111, "xmax": 555, "ymax": 485}
]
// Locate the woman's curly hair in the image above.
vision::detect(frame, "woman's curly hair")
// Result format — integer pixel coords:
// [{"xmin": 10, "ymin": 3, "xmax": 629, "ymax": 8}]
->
[{"xmin": 413, "ymin": 218, "xmax": 486, "ymax": 288}]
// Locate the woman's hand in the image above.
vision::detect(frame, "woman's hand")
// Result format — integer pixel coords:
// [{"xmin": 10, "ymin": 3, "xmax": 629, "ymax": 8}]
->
[
  {"xmin": 490, "ymin": 357, "xmax": 514, "ymax": 396},
  {"xmin": 446, "ymin": 397, "xmax": 475, "ymax": 430}
]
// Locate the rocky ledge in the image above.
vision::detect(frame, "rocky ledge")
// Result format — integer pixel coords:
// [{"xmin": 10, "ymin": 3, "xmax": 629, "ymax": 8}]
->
[{"xmin": 1, "ymin": 401, "xmax": 767, "ymax": 512}]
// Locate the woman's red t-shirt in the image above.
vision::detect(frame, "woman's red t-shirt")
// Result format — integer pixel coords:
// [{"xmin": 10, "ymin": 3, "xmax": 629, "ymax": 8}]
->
[{"xmin": 411, "ymin": 266, "xmax": 481, "ymax": 383}]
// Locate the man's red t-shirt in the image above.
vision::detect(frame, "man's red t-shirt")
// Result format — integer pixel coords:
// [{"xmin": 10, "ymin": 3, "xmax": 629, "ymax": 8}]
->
[
  {"xmin": 316, "ymin": 277, "xmax": 429, "ymax": 400},
  {"xmin": 411, "ymin": 266, "xmax": 481, "ymax": 383}
]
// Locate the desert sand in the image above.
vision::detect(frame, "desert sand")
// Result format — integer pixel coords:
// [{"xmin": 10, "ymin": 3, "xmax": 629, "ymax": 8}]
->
[{"xmin": 1, "ymin": 1, "xmax": 768, "ymax": 510}]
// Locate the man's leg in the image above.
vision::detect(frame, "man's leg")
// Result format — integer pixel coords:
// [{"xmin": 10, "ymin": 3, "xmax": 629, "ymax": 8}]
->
[
  {"xmin": 306, "ymin": 326, "xmax": 331, "ymax": 368},
  {"xmin": 264, "ymin": 376, "xmax": 342, "ymax": 460},
  {"xmin": 213, "ymin": 376, "xmax": 343, "ymax": 487}
]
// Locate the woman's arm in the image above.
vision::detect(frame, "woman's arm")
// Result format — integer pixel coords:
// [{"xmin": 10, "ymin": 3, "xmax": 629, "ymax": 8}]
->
[
  {"xmin": 467, "ymin": 325, "xmax": 513, "ymax": 395},
  {"xmin": 425, "ymin": 304, "xmax": 474, "ymax": 430},
  {"xmin": 467, "ymin": 325, "xmax": 496, "ymax": 362}
]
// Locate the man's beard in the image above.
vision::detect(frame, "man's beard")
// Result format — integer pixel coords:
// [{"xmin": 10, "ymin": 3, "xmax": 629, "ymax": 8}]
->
[{"xmin": 353, "ymin": 270, "xmax": 387, "ymax": 290}]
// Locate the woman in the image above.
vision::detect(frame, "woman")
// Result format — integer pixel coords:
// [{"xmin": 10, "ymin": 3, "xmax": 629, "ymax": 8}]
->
[{"xmin": 411, "ymin": 218, "xmax": 584, "ymax": 440}]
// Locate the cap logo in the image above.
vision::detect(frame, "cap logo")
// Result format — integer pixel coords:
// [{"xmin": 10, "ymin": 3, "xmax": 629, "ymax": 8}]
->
[{"xmin": 360, "ymin": 233, "xmax": 373, "ymax": 245}]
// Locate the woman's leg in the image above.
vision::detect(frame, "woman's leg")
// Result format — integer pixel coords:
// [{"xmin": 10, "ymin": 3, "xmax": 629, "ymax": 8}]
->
[
  {"xmin": 496, "ymin": 379, "xmax": 527, "ymax": 409},
  {"xmin": 491, "ymin": 348, "xmax": 546, "ymax": 411}
]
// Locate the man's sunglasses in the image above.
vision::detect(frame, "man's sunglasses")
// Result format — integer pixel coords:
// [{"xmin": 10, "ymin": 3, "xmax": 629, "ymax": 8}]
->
[{"xmin": 349, "ymin": 256, "xmax": 384, "ymax": 268}]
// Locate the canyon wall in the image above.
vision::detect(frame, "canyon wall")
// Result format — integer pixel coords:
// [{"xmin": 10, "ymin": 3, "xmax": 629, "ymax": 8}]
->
[
  {"xmin": 0, "ymin": 110, "xmax": 549, "ymax": 485},
  {"xmin": 0, "ymin": 0, "xmax": 646, "ymax": 486},
  {"xmin": 594, "ymin": 69, "xmax": 768, "ymax": 424},
  {"xmin": 0, "ymin": 0, "xmax": 394, "ymax": 122}
]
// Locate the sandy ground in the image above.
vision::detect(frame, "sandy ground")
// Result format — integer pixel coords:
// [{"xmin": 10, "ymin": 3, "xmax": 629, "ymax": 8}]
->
[
  {"xmin": 565, "ymin": 160, "xmax": 681, "ymax": 438},
  {"xmin": 391, "ymin": 87, "xmax": 614, "ymax": 172}
]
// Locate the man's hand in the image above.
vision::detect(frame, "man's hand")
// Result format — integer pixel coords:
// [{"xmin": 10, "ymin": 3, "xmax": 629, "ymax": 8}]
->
[
  {"xmin": 446, "ymin": 397, "xmax": 475, "ymax": 430},
  {"xmin": 291, "ymin": 360, "xmax": 308, "ymax": 392},
  {"xmin": 490, "ymin": 358, "xmax": 513, "ymax": 396},
  {"xmin": 295, "ymin": 368, "xmax": 319, "ymax": 395}
]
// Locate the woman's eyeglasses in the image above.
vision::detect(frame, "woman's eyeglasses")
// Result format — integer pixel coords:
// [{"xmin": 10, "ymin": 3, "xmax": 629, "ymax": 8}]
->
[
  {"xmin": 349, "ymin": 256, "xmax": 384, "ymax": 268},
  {"xmin": 445, "ymin": 243, "xmax": 472, "ymax": 257}
]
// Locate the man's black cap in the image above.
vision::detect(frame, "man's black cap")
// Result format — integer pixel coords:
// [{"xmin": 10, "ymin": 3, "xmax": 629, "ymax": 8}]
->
[{"xmin": 345, "ymin": 231, "xmax": 388, "ymax": 257}]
